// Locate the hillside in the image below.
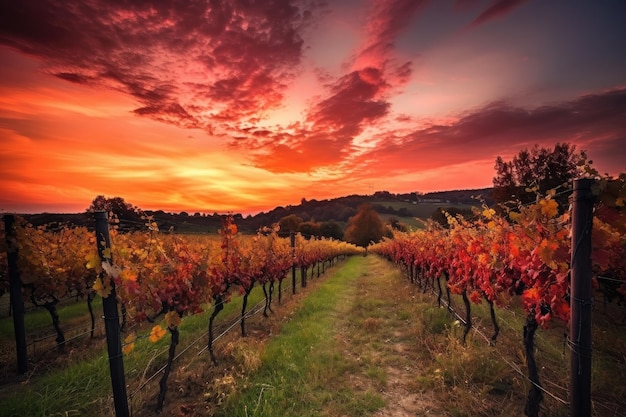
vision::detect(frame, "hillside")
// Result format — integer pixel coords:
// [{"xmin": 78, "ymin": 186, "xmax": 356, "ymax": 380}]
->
[{"xmin": 19, "ymin": 188, "xmax": 493, "ymax": 234}]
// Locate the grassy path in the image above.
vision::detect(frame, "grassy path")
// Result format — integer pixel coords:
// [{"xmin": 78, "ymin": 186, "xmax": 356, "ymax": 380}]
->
[{"xmin": 217, "ymin": 254, "xmax": 444, "ymax": 417}]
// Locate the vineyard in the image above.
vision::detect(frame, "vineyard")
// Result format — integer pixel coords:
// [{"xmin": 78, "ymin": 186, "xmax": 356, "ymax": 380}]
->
[
  {"xmin": 0, "ymin": 176, "xmax": 625, "ymax": 416},
  {"xmin": 0, "ymin": 213, "xmax": 363, "ymax": 415},
  {"xmin": 370, "ymin": 178, "xmax": 626, "ymax": 416}
]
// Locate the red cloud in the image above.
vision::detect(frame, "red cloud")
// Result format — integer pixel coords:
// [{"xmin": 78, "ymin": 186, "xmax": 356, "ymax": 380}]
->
[{"xmin": 0, "ymin": 0, "xmax": 315, "ymax": 133}]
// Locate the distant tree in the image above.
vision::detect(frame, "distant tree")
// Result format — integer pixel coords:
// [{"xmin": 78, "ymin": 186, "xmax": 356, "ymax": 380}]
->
[
  {"xmin": 298, "ymin": 221, "xmax": 321, "ymax": 238},
  {"xmin": 344, "ymin": 204, "xmax": 385, "ymax": 247},
  {"xmin": 319, "ymin": 221, "xmax": 344, "ymax": 240},
  {"xmin": 278, "ymin": 214, "xmax": 303, "ymax": 233},
  {"xmin": 493, "ymin": 143, "xmax": 586, "ymax": 208},
  {"xmin": 87, "ymin": 195, "xmax": 143, "ymax": 226},
  {"xmin": 338, "ymin": 206, "xmax": 357, "ymax": 222}
]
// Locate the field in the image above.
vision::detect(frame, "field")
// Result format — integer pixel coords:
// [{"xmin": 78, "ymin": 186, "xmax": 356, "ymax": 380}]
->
[{"xmin": 1, "ymin": 255, "xmax": 624, "ymax": 416}]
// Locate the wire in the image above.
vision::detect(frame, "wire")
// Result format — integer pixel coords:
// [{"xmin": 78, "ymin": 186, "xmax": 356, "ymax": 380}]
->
[
  {"xmin": 421, "ymin": 276, "xmax": 571, "ymax": 405},
  {"xmin": 127, "ymin": 277, "xmax": 300, "ymax": 400}
]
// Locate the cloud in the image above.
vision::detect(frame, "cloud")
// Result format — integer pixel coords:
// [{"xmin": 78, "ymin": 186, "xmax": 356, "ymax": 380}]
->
[
  {"xmin": 0, "ymin": 0, "xmax": 426, "ymax": 177},
  {"xmin": 354, "ymin": 0, "xmax": 428, "ymax": 69},
  {"xmin": 308, "ymin": 67, "xmax": 390, "ymax": 133},
  {"xmin": 349, "ymin": 88, "xmax": 626, "ymax": 178},
  {"xmin": 0, "ymin": 0, "xmax": 315, "ymax": 132},
  {"xmin": 243, "ymin": 0, "xmax": 426, "ymax": 174},
  {"xmin": 466, "ymin": 0, "xmax": 531, "ymax": 29}
]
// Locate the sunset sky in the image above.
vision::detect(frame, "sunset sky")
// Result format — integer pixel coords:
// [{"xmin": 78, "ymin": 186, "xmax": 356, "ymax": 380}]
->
[{"xmin": 1, "ymin": 0, "xmax": 625, "ymax": 214}]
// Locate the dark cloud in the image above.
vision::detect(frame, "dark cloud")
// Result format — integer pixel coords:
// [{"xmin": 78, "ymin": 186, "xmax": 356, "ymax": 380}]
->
[
  {"xmin": 351, "ymin": 88, "xmax": 626, "ymax": 175},
  {"xmin": 308, "ymin": 68, "xmax": 390, "ymax": 133},
  {"xmin": 0, "ymin": 0, "xmax": 315, "ymax": 130},
  {"xmin": 467, "ymin": 0, "xmax": 530, "ymax": 29},
  {"xmin": 357, "ymin": 0, "xmax": 428, "ymax": 60}
]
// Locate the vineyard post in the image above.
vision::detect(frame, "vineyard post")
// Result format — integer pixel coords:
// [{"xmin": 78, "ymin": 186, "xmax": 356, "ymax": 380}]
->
[
  {"xmin": 4, "ymin": 215, "xmax": 28, "ymax": 375},
  {"xmin": 95, "ymin": 212, "xmax": 130, "ymax": 417},
  {"xmin": 291, "ymin": 232, "xmax": 296, "ymax": 295},
  {"xmin": 569, "ymin": 178, "xmax": 595, "ymax": 417}
]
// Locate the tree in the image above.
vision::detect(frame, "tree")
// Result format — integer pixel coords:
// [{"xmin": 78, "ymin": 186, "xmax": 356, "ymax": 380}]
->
[
  {"xmin": 344, "ymin": 204, "xmax": 385, "ymax": 247},
  {"xmin": 87, "ymin": 196, "xmax": 143, "ymax": 229},
  {"xmin": 319, "ymin": 221, "xmax": 344, "ymax": 240},
  {"xmin": 298, "ymin": 221, "xmax": 321, "ymax": 237},
  {"xmin": 278, "ymin": 214, "xmax": 303, "ymax": 233},
  {"xmin": 492, "ymin": 143, "xmax": 586, "ymax": 208}
]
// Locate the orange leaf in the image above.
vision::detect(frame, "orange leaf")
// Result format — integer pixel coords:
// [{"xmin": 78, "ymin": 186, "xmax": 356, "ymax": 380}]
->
[
  {"xmin": 122, "ymin": 333, "xmax": 136, "ymax": 355},
  {"xmin": 149, "ymin": 325, "xmax": 166, "ymax": 343},
  {"xmin": 120, "ymin": 269, "xmax": 137, "ymax": 282}
]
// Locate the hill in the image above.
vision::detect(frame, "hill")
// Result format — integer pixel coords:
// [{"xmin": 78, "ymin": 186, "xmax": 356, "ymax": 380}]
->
[{"xmin": 19, "ymin": 188, "xmax": 493, "ymax": 234}]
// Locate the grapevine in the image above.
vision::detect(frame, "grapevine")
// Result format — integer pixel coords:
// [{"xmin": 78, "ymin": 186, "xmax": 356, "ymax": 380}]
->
[{"xmin": 371, "ymin": 175, "xmax": 625, "ymax": 416}]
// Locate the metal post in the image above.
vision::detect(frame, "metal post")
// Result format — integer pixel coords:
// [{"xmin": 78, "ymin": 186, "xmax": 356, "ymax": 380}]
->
[
  {"xmin": 4, "ymin": 215, "xmax": 28, "ymax": 375},
  {"xmin": 570, "ymin": 178, "xmax": 594, "ymax": 417},
  {"xmin": 290, "ymin": 232, "xmax": 296, "ymax": 295},
  {"xmin": 95, "ymin": 212, "xmax": 129, "ymax": 417}
]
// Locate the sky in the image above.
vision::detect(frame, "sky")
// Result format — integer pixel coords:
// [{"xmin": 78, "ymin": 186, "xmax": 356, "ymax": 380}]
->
[{"xmin": 0, "ymin": 0, "xmax": 625, "ymax": 215}]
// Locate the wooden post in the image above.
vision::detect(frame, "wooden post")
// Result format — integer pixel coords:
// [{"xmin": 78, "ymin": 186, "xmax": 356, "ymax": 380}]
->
[
  {"xmin": 291, "ymin": 232, "xmax": 296, "ymax": 295},
  {"xmin": 4, "ymin": 215, "xmax": 28, "ymax": 375},
  {"xmin": 95, "ymin": 212, "xmax": 129, "ymax": 417},
  {"xmin": 570, "ymin": 178, "xmax": 594, "ymax": 417}
]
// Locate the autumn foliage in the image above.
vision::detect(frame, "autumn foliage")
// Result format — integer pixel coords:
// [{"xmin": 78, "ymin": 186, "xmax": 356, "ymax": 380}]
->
[{"xmin": 371, "ymin": 183, "xmax": 625, "ymax": 327}]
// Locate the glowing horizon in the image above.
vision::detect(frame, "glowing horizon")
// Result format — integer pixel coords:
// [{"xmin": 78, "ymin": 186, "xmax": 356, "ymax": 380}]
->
[{"xmin": 1, "ymin": 1, "xmax": 625, "ymax": 215}]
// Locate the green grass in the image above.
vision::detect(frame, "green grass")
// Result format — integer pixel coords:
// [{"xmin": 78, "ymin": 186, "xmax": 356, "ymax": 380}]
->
[
  {"xmin": 0, "ymin": 353, "xmax": 111, "ymax": 417},
  {"xmin": 217, "ymin": 256, "xmax": 386, "ymax": 417},
  {"xmin": 0, "ymin": 270, "xmax": 304, "ymax": 417},
  {"xmin": 0, "ymin": 296, "xmax": 103, "ymax": 338}
]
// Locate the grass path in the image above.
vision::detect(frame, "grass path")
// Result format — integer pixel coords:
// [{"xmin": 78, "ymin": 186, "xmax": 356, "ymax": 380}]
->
[{"xmin": 217, "ymin": 254, "xmax": 444, "ymax": 417}]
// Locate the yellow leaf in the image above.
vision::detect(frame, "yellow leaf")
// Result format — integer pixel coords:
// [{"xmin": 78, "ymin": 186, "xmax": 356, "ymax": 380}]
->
[
  {"xmin": 509, "ymin": 211, "xmax": 521, "ymax": 222},
  {"xmin": 165, "ymin": 311, "xmax": 182, "ymax": 328},
  {"xmin": 93, "ymin": 277, "xmax": 112, "ymax": 298},
  {"xmin": 85, "ymin": 253, "xmax": 101, "ymax": 271},
  {"xmin": 149, "ymin": 325, "xmax": 166, "ymax": 343},
  {"xmin": 482, "ymin": 208, "xmax": 495, "ymax": 220},
  {"xmin": 123, "ymin": 333, "xmax": 136, "ymax": 355},
  {"xmin": 540, "ymin": 199, "xmax": 559, "ymax": 218}
]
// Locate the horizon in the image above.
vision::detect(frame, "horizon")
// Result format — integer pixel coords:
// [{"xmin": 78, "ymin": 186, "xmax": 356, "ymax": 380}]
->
[
  {"xmin": 1, "ymin": 1, "xmax": 625, "ymax": 214},
  {"xmin": 10, "ymin": 186, "xmax": 492, "ymax": 216}
]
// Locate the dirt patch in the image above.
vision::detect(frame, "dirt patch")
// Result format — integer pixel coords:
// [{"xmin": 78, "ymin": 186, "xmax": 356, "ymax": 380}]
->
[{"xmin": 374, "ymin": 367, "xmax": 443, "ymax": 417}]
